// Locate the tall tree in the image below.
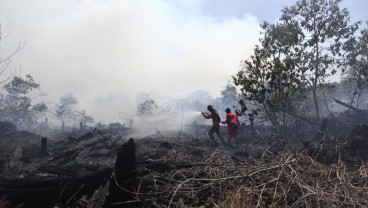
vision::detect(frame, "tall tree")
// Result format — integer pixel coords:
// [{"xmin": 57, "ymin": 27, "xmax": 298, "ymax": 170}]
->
[
  {"xmin": 341, "ymin": 22, "xmax": 368, "ymax": 107},
  {"xmin": 234, "ymin": 0, "xmax": 360, "ymax": 121},
  {"xmin": 137, "ymin": 99, "xmax": 159, "ymax": 118},
  {"xmin": 55, "ymin": 93, "xmax": 77, "ymax": 131},
  {"xmin": 78, "ymin": 110, "xmax": 94, "ymax": 127},
  {"xmin": 136, "ymin": 99, "xmax": 175, "ymax": 129},
  {"xmin": 281, "ymin": 0, "xmax": 360, "ymax": 118}
]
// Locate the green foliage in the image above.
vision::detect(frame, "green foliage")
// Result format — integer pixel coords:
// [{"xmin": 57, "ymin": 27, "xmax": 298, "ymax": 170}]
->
[
  {"xmin": 136, "ymin": 99, "xmax": 173, "ymax": 122},
  {"xmin": 32, "ymin": 102, "xmax": 48, "ymax": 112},
  {"xmin": 280, "ymin": 0, "xmax": 360, "ymax": 118},
  {"xmin": 78, "ymin": 110, "xmax": 94, "ymax": 125},
  {"xmin": 55, "ymin": 93, "xmax": 78, "ymax": 122},
  {"xmin": 0, "ymin": 26, "xmax": 41, "ymax": 129},
  {"xmin": 233, "ymin": 21, "xmax": 306, "ymax": 125},
  {"xmin": 219, "ymin": 83, "xmax": 239, "ymax": 112},
  {"xmin": 341, "ymin": 22, "xmax": 368, "ymax": 107},
  {"xmin": 4, "ymin": 75, "xmax": 39, "ymax": 94},
  {"xmin": 136, "ymin": 98, "xmax": 177, "ymax": 131},
  {"xmin": 53, "ymin": 94, "xmax": 94, "ymax": 128},
  {"xmin": 0, "ymin": 75, "xmax": 44, "ymax": 128},
  {"xmin": 234, "ymin": 0, "xmax": 361, "ymax": 122},
  {"xmin": 221, "ymin": 83, "xmax": 238, "ymax": 101},
  {"xmin": 137, "ymin": 99, "xmax": 159, "ymax": 117}
]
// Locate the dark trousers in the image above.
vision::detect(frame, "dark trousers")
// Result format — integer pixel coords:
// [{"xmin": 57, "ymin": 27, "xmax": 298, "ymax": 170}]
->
[{"xmin": 209, "ymin": 126, "xmax": 225, "ymax": 143}]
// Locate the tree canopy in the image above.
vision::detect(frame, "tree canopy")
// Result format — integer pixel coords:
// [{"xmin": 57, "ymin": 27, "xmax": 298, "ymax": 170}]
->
[
  {"xmin": 234, "ymin": 0, "xmax": 362, "ymax": 123},
  {"xmin": 341, "ymin": 21, "xmax": 368, "ymax": 107},
  {"xmin": 0, "ymin": 75, "xmax": 45, "ymax": 128}
]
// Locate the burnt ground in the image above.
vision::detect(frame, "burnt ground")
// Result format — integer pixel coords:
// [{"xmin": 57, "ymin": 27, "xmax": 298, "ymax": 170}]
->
[{"xmin": 0, "ymin": 110, "xmax": 368, "ymax": 207}]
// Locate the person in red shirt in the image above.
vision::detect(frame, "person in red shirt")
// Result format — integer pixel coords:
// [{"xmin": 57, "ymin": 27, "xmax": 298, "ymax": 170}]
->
[
  {"xmin": 222, "ymin": 108, "xmax": 239, "ymax": 146},
  {"xmin": 201, "ymin": 105, "xmax": 226, "ymax": 145}
]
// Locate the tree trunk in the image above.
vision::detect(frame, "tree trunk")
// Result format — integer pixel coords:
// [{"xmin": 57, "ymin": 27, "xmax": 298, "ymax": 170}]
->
[{"xmin": 313, "ymin": 87, "xmax": 320, "ymax": 119}]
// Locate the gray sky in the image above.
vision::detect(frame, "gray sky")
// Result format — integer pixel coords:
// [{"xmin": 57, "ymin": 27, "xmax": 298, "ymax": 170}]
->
[{"xmin": 0, "ymin": 0, "xmax": 366, "ymax": 123}]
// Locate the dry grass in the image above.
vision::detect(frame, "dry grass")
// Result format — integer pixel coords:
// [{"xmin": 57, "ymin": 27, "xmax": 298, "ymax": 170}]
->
[{"xmin": 103, "ymin": 136, "xmax": 368, "ymax": 207}]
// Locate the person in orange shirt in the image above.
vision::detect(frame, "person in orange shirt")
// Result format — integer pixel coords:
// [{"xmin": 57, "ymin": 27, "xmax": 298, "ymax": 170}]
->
[
  {"xmin": 201, "ymin": 105, "xmax": 226, "ymax": 145},
  {"xmin": 222, "ymin": 108, "xmax": 239, "ymax": 146}
]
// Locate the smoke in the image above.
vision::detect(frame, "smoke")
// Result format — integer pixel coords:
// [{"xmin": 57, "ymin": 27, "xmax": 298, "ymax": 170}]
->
[
  {"xmin": 1, "ymin": 0, "xmax": 366, "ymax": 126},
  {"xmin": 0, "ymin": 0, "xmax": 261, "ymax": 124},
  {"xmin": 126, "ymin": 98, "xmax": 210, "ymax": 138}
]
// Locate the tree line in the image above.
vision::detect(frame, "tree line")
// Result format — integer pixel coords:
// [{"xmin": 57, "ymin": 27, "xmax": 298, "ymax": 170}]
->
[{"xmin": 0, "ymin": 73, "xmax": 94, "ymax": 131}]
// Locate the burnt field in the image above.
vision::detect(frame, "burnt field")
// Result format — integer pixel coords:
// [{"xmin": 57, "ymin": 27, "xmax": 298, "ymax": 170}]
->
[{"xmin": 0, "ymin": 110, "xmax": 368, "ymax": 208}]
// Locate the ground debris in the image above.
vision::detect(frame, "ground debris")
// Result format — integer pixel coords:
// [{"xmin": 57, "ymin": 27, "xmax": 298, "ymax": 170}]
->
[
  {"xmin": 0, "ymin": 116, "xmax": 368, "ymax": 207},
  {"xmin": 94, "ymin": 136, "xmax": 368, "ymax": 208}
]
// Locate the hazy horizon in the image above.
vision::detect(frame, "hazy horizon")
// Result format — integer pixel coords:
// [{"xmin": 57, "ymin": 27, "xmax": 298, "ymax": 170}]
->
[{"xmin": 0, "ymin": 0, "xmax": 366, "ymax": 123}]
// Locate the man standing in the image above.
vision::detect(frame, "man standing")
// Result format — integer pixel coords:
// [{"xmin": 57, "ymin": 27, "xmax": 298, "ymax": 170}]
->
[
  {"xmin": 222, "ymin": 108, "xmax": 239, "ymax": 146},
  {"xmin": 201, "ymin": 105, "xmax": 226, "ymax": 145}
]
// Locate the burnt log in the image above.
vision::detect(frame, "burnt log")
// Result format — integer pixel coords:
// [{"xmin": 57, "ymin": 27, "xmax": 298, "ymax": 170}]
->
[
  {"xmin": 331, "ymin": 97, "xmax": 367, "ymax": 114},
  {"xmin": 77, "ymin": 131, "xmax": 95, "ymax": 142},
  {"xmin": 88, "ymin": 146, "xmax": 120, "ymax": 158},
  {"xmin": 0, "ymin": 168, "xmax": 113, "ymax": 207},
  {"xmin": 51, "ymin": 148, "xmax": 82, "ymax": 165}
]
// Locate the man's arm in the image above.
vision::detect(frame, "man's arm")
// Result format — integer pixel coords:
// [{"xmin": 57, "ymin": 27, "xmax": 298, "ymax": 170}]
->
[
  {"xmin": 222, "ymin": 114, "xmax": 231, "ymax": 124},
  {"xmin": 201, "ymin": 112, "xmax": 211, "ymax": 119}
]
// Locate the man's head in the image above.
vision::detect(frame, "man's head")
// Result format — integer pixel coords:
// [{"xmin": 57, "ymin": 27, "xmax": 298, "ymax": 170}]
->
[
  {"xmin": 207, "ymin": 105, "xmax": 214, "ymax": 111},
  {"xmin": 225, "ymin": 108, "xmax": 231, "ymax": 113}
]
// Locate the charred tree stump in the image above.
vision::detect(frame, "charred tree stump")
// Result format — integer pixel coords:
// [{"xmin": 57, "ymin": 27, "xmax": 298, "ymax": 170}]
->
[
  {"xmin": 332, "ymin": 97, "xmax": 368, "ymax": 115},
  {"xmin": 103, "ymin": 138, "xmax": 140, "ymax": 207},
  {"xmin": 40, "ymin": 137, "xmax": 48, "ymax": 156}
]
